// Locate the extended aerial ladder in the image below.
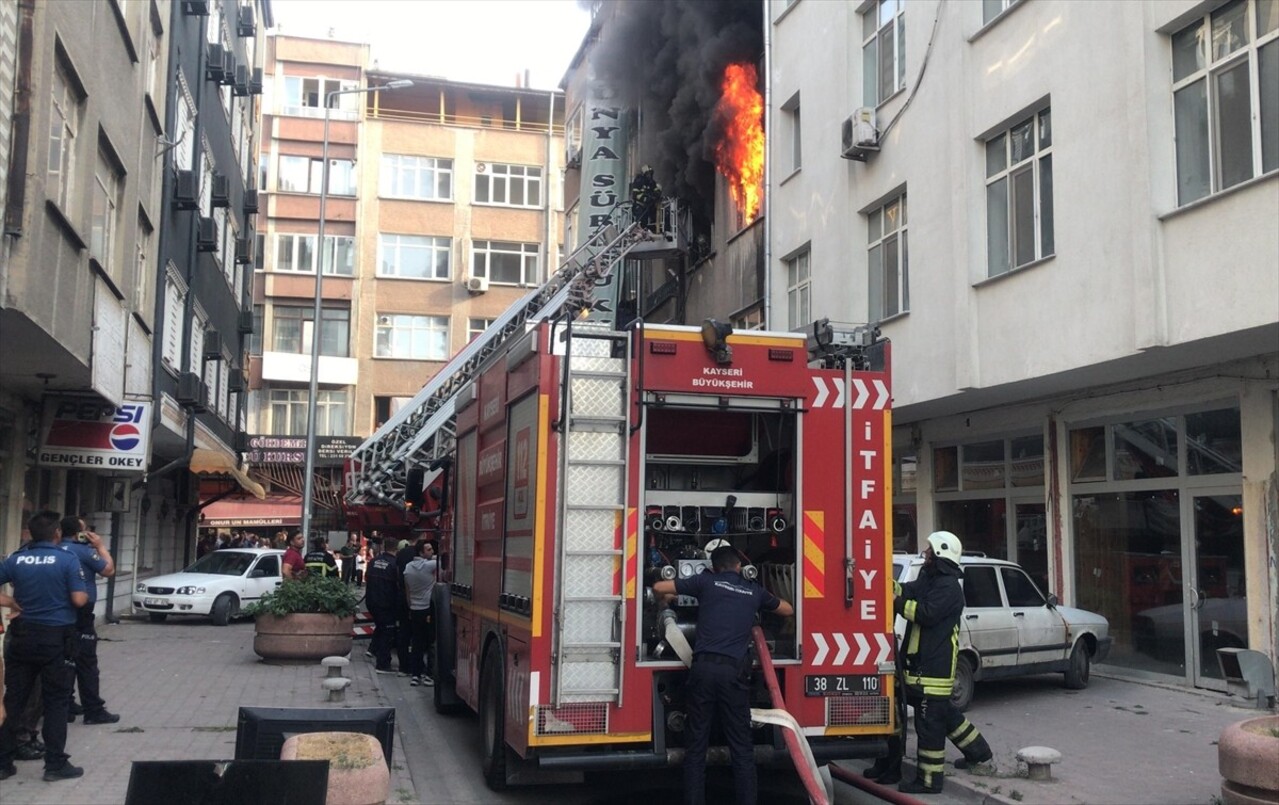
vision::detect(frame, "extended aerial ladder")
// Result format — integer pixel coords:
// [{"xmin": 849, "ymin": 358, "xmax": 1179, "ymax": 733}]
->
[{"xmin": 344, "ymin": 202, "xmax": 684, "ymax": 512}]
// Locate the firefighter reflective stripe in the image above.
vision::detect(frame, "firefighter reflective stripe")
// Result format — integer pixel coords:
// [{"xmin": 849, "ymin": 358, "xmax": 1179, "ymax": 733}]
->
[
  {"xmin": 803, "ymin": 511, "xmax": 825, "ymax": 598},
  {"xmin": 949, "ymin": 719, "xmax": 982, "ymax": 749},
  {"xmin": 905, "ymin": 673, "xmax": 954, "ymax": 697},
  {"xmin": 907, "ymin": 622, "xmax": 921, "ymax": 655},
  {"xmin": 903, "ymin": 599, "xmax": 918, "ymax": 621},
  {"xmin": 919, "ymin": 747, "xmax": 946, "ymax": 786}
]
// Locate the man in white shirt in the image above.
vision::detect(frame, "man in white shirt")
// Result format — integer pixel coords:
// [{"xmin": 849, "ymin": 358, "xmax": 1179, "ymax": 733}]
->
[{"xmin": 402, "ymin": 540, "xmax": 438, "ymax": 687}]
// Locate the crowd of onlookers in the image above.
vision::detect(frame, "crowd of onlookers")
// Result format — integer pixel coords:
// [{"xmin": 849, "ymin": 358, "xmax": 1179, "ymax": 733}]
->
[{"xmin": 195, "ymin": 529, "xmax": 382, "ymax": 585}]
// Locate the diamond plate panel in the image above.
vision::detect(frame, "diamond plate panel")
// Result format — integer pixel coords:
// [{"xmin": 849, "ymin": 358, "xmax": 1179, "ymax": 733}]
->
[
  {"xmin": 559, "ymin": 661, "xmax": 618, "ymax": 697},
  {"xmin": 562, "ymin": 554, "xmax": 618, "ymax": 597},
  {"xmin": 567, "ymin": 431, "xmax": 624, "ymax": 462},
  {"xmin": 568, "ymin": 339, "xmax": 615, "ymax": 359},
  {"xmin": 564, "ymin": 509, "xmax": 619, "ymax": 551},
  {"xmin": 563, "ymin": 601, "xmax": 616, "ymax": 642},
  {"xmin": 571, "ymin": 377, "xmax": 626, "ymax": 417},
  {"xmin": 566, "ymin": 465, "xmax": 623, "ymax": 505}
]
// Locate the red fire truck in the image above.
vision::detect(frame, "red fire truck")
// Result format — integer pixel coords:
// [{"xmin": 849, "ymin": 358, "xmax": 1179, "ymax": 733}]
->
[{"xmin": 344, "ymin": 214, "xmax": 898, "ymax": 789}]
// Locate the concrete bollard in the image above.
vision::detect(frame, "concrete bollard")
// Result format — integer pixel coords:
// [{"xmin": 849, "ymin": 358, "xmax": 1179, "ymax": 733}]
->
[
  {"xmin": 322, "ymin": 655, "xmax": 351, "ymax": 678},
  {"xmin": 1016, "ymin": 746, "xmax": 1063, "ymax": 781},
  {"xmin": 323, "ymin": 677, "xmax": 352, "ymax": 702}
]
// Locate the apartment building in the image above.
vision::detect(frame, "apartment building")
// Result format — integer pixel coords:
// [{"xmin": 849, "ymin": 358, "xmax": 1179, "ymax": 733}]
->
[
  {"xmin": 244, "ymin": 33, "xmax": 563, "ymax": 533},
  {"xmin": 768, "ymin": 0, "xmax": 1278, "ymax": 692}
]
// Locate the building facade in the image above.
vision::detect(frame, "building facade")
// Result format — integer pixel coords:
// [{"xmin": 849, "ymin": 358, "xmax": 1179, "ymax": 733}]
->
[
  {"xmin": 243, "ymin": 33, "xmax": 563, "ymax": 534},
  {"xmin": 768, "ymin": 0, "xmax": 1278, "ymax": 691}
]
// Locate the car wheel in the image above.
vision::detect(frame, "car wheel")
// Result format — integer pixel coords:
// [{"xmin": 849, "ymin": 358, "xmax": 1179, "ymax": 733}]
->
[
  {"xmin": 951, "ymin": 655, "xmax": 975, "ymax": 712},
  {"xmin": 1064, "ymin": 639, "xmax": 1091, "ymax": 689},
  {"xmin": 480, "ymin": 643, "xmax": 508, "ymax": 791},
  {"xmin": 210, "ymin": 593, "xmax": 238, "ymax": 627},
  {"xmin": 148, "ymin": 612, "xmax": 168, "ymax": 623}
]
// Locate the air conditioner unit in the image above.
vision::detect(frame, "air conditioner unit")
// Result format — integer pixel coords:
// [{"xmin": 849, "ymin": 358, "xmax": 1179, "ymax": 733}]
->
[
  {"xmin": 174, "ymin": 170, "xmax": 198, "ymax": 210},
  {"xmin": 220, "ymin": 55, "xmax": 237, "ymax": 86},
  {"xmin": 196, "ymin": 216, "xmax": 217, "ymax": 252},
  {"xmin": 203, "ymin": 331, "xmax": 223, "ymax": 359},
  {"xmin": 566, "ymin": 145, "xmax": 582, "ymax": 168},
  {"xmin": 237, "ymin": 3, "xmax": 256, "ymax": 37},
  {"xmin": 233, "ymin": 65, "xmax": 250, "ymax": 96},
  {"xmin": 232, "ymin": 430, "xmax": 249, "ymax": 452},
  {"xmin": 176, "ymin": 371, "xmax": 207, "ymax": 410},
  {"xmin": 243, "ymin": 187, "xmax": 259, "ymax": 213},
  {"xmin": 466, "ymin": 276, "xmax": 489, "ymax": 294},
  {"xmin": 248, "ymin": 67, "xmax": 263, "ymax": 96},
  {"xmin": 182, "ymin": 0, "xmax": 210, "ymax": 16},
  {"xmin": 841, "ymin": 108, "xmax": 880, "ymax": 162},
  {"xmin": 237, "ymin": 309, "xmax": 254, "ymax": 334},
  {"xmin": 205, "ymin": 43, "xmax": 226, "ymax": 82},
  {"xmin": 235, "ymin": 236, "xmax": 253, "ymax": 265},
  {"xmin": 228, "ymin": 367, "xmax": 245, "ymax": 393},
  {"xmin": 211, "ymin": 173, "xmax": 230, "ymax": 208}
]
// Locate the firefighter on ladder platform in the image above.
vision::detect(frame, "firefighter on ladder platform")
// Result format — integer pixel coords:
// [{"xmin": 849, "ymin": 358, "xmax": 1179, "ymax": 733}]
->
[
  {"xmin": 865, "ymin": 531, "xmax": 993, "ymax": 795},
  {"xmin": 630, "ymin": 165, "xmax": 661, "ymax": 231}
]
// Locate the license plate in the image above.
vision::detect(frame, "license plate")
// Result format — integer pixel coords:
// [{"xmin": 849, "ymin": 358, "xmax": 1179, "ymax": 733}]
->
[
  {"xmin": 804, "ymin": 674, "xmax": 882, "ymax": 697},
  {"xmin": 144, "ymin": 598, "xmax": 166, "ymax": 606}
]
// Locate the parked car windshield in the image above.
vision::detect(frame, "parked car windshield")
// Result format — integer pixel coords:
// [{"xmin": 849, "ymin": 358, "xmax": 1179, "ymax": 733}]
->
[{"xmin": 185, "ymin": 551, "xmax": 255, "ymax": 576}]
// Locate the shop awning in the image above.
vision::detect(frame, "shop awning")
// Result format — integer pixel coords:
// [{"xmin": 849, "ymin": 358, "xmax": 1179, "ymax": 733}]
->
[
  {"xmin": 202, "ymin": 496, "xmax": 303, "ymax": 528},
  {"xmin": 190, "ymin": 448, "xmax": 267, "ymax": 500}
]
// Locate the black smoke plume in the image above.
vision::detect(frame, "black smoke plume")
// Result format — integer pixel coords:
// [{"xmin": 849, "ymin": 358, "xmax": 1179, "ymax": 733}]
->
[{"xmin": 589, "ymin": 0, "xmax": 763, "ymax": 230}]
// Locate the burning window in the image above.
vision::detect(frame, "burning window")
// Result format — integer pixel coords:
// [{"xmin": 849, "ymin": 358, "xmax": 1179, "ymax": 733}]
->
[{"xmin": 713, "ymin": 63, "xmax": 764, "ymax": 222}]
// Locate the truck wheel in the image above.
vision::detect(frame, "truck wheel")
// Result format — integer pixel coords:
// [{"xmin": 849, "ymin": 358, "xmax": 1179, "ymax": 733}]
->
[
  {"xmin": 1063, "ymin": 640, "xmax": 1090, "ymax": 689},
  {"xmin": 148, "ymin": 612, "xmax": 168, "ymax": 623},
  {"xmin": 210, "ymin": 593, "xmax": 237, "ymax": 627},
  {"xmin": 480, "ymin": 644, "xmax": 507, "ymax": 790},
  {"xmin": 951, "ymin": 655, "xmax": 975, "ymax": 712},
  {"xmin": 432, "ymin": 641, "xmax": 463, "ymax": 715}
]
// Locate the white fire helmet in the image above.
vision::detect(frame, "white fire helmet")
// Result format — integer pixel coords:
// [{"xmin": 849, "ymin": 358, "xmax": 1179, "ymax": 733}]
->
[{"xmin": 926, "ymin": 531, "xmax": 963, "ymax": 564}]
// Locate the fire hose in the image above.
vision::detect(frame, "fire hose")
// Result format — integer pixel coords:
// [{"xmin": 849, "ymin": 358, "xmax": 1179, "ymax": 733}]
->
[{"xmin": 750, "ymin": 626, "xmax": 831, "ymax": 805}]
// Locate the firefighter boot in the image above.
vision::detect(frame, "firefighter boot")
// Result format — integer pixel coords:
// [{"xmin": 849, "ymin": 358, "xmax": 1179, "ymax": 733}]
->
[
  {"xmin": 898, "ymin": 774, "xmax": 944, "ymax": 795},
  {"xmin": 950, "ymin": 720, "xmax": 993, "ymax": 770},
  {"xmin": 863, "ymin": 757, "xmax": 902, "ymax": 785}
]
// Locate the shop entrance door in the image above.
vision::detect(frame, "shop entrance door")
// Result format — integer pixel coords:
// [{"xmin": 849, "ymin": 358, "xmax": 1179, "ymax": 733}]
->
[{"xmin": 1186, "ymin": 492, "xmax": 1247, "ymax": 691}]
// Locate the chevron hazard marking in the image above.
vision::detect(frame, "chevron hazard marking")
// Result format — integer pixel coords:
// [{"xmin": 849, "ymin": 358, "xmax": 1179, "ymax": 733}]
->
[
  {"xmin": 833, "ymin": 633, "xmax": 850, "ymax": 665},
  {"xmin": 812, "ymin": 377, "xmax": 829, "ymax": 408},
  {"xmin": 832, "ymin": 378, "xmax": 846, "ymax": 408},
  {"xmin": 812, "ymin": 633, "xmax": 830, "ymax": 666},
  {"xmin": 874, "ymin": 633, "xmax": 894, "ymax": 664},
  {"xmin": 872, "ymin": 378, "xmax": 890, "ymax": 409},
  {"xmin": 853, "ymin": 633, "xmax": 871, "ymax": 665},
  {"xmin": 850, "ymin": 378, "xmax": 870, "ymax": 409}
]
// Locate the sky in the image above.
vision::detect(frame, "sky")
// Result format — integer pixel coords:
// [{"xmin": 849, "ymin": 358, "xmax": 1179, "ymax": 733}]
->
[{"xmin": 270, "ymin": 0, "xmax": 593, "ymax": 89}]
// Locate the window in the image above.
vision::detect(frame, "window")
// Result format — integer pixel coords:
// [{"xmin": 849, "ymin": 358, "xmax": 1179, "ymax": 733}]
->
[
  {"xmin": 375, "ymin": 313, "xmax": 449, "ymax": 360},
  {"xmin": 467, "ymin": 317, "xmax": 494, "ymax": 341},
  {"xmin": 782, "ymin": 93, "xmax": 801, "ymax": 172},
  {"xmin": 276, "ymin": 156, "xmax": 355, "ymax": 195},
  {"xmin": 145, "ymin": 23, "xmax": 162, "ymax": 103},
  {"xmin": 380, "ymin": 154, "xmax": 453, "ymax": 201},
  {"xmin": 271, "ymin": 305, "xmax": 350, "ymax": 357},
  {"xmin": 1172, "ymin": 0, "xmax": 1279, "ymax": 205},
  {"xmin": 189, "ymin": 313, "xmax": 206, "ymax": 382},
  {"xmin": 963, "ymin": 566, "xmax": 1003, "ymax": 608},
  {"xmin": 200, "ymin": 151, "xmax": 214, "ymax": 216},
  {"xmin": 731, "ymin": 305, "xmax": 764, "ymax": 331},
  {"xmin": 474, "ymin": 163, "xmax": 542, "ymax": 207},
  {"xmin": 254, "ymin": 233, "xmax": 265, "ymax": 270},
  {"xmin": 868, "ymin": 194, "xmax": 908, "ymax": 320},
  {"xmin": 862, "ymin": 0, "xmax": 905, "ymax": 107},
  {"xmin": 249, "ymin": 304, "xmax": 263, "ymax": 355},
  {"xmin": 134, "ymin": 216, "xmax": 152, "ymax": 316},
  {"xmin": 91, "ymin": 147, "xmax": 122, "ymax": 272},
  {"xmin": 49, "ymin": 61, "xmax": 81, "ymax": 210},
  {"xmin": 378, "ymin": 234, "xmax": 451, "ymax": 279},
  {"xmin": 982, "ymin": 0, "xmax": 1023, "ymax": 25},
  {"xmin": 269, "ymin": 388, "xmax": 348, "ymax": 435},
  {"xmin": 785, "ymin": 249, "xmax": 810, "ymax": 330},
  {"xmin": 175, "ymin": 82, "xmax": 196, "ymax": 173},
  {"xmin": 281, "ymin": 76, "xmax": 358, "ymax": 120},
  {"xmin": 471, "ymin": 240, "xmax": 539, "ymax": 285},
  {"xmin": 274, "ymin": 233, "xmax": 354, "ymax": 275},
  {"xmin": 1001, "ymin": 567, "xmax": 1045, "ymax": 607},
  {"xmin": 985, "ymin": 108, "xmax": 1053, "ymax": 276},
  {"xmin": 162, "ymin": 272, "xmax": 185, "ymax": 369},
  {"xmin": 373, "ymin": 395, "xmax": 413, "ymax": 429}
]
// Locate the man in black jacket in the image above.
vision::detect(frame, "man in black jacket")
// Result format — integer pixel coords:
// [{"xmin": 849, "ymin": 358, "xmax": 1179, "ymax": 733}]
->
[
  {"xmin": 865, "ymin": 531, "xmax": 992, "ymax": 794},
  {"xmin": 364, "ymin": 537, "xmax": 402, "ymax": 674}
]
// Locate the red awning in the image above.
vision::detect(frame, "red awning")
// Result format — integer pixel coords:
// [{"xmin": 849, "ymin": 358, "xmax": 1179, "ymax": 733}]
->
[{"xmin": 202, "ymin": 496, "xmax": 303, "ymax": 528}]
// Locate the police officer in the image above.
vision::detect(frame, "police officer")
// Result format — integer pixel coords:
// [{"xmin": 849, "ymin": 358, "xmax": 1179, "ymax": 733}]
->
[
  {"xmin": 865, "ymin": 531, "xmax": 992, "ymax": 794},
  {"xmin": 654, "ymin": 545, "xmax": 794, "ymax": 805},
  {"xmin": 60, "ymin": 516, "xmax": 119, "ymax": 725},
  {"xmin": 0, "ymin": 510, "xmax": 90, "ymax": 782},
  {"xmin": 364, "ymin": 537, "xmax": 402, "ymax": 674}
]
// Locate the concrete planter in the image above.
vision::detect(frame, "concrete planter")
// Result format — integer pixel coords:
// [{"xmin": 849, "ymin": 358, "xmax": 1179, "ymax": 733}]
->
[
  {"xmin": 1219, "ymin": 714, "xmax": 1279, "ymax": 805},
  {"xmin": 281, "ymin": 731, "xmax": 389, "ymax": 805},
  {"xmin": 253, "ymin": 613, "xmax": 354, "ymax": 663}
]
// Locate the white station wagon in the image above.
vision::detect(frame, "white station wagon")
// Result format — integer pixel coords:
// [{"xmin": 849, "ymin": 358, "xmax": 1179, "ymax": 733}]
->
[
  {"xmin": 894, "ymin": 553, "xmax": 1111, "ymax": 711},
  {"xmin": 133, "ymin": 548, "xmax": 284, "ymax": 626}
]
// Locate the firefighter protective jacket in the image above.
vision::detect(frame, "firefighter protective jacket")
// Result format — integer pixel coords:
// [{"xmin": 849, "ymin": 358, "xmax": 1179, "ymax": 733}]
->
[{"xmin": 893, "ymin": 558, "xmax": 964, "ymax": 697}]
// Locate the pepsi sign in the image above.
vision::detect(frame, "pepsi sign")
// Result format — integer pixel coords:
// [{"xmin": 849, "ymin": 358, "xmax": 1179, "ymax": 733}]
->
[{"xmin": 38, "ymin": 398, "xmax": 152, "ymax": 472}]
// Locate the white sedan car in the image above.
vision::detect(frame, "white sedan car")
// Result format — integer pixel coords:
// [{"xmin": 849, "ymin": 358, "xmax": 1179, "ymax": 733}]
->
[
  {"xmin": 133, "ymin": 549, "xmax": 284, "ymax": 626},
  {"xmin": 894, "ymin": 553, "xmax": 1111, "ymax": 711}
]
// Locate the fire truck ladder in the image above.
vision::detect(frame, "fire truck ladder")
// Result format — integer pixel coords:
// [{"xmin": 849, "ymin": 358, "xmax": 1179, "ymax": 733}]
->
[
  {"xmin": 344, "ymin": 210, "xmax": 655, "ymax": 508},
  {"xmin": 553, "ymin": 323, "xmax": 631, "ymax": 706}
]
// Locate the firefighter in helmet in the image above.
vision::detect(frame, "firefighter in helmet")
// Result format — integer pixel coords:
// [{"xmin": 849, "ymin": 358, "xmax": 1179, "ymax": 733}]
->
[
  {"xmin": 630, "ymin": 164, "xmax": 661, "ymax": 231},
  {"xmin": 865, "ymin": 531, "xmax": 993, "ymax": 794}
]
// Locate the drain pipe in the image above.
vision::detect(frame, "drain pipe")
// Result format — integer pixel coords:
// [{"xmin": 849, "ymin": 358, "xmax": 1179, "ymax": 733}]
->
[{"xmin": 761, "ymin": 0, "xmax": 773, "ymax": 328}]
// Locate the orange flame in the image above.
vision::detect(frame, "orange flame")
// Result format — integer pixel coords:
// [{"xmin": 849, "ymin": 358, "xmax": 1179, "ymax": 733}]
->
[{"xmin": 713, "ymin": 63, "xmax": 765, "ymax": 222}]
